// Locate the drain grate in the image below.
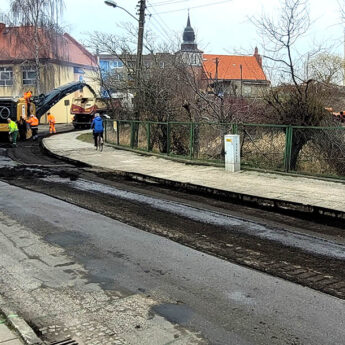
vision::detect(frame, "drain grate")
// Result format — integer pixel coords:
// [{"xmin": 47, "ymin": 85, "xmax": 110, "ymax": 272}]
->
[{"xmin": 48, "ymin": 339, "xmax": 78, "ymax": 345}]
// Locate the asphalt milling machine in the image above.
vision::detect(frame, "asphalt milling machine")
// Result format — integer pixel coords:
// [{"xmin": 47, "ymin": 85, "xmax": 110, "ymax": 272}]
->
[{"xmin": 0, "ymin": 81, "xmax": 96, "ymax": 139}]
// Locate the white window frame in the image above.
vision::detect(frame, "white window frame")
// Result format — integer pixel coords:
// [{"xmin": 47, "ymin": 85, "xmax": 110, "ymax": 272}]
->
[
  {"xmin": 0, "ymin": 66, "xmax": 13, "ymax": 87},
  {"xmin": 22, "ymin": 66, "xmax": 37, "ymax": 86}
]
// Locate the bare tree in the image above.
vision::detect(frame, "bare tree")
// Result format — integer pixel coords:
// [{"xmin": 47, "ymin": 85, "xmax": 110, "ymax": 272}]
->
[
  {"xmin": 253, "ymin": 0, "xmax": 340, "ymax": 170},
  {"xmin": 308, "ymin": 53, "xmax": 345, "ymax": 85},
  {"xmin": 9, "ymin": 0, "xmax": 65, "ymax": 94}
]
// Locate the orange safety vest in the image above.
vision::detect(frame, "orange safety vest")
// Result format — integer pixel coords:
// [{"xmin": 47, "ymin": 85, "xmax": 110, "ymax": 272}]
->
[
  {"xmin": 47, "ymin": 114, "xmax": 56, "ymax": 124},
  {"xmin": 26, "ymin": 116, "xmax": 39, "ymax": 127},
  {"xmin": 24, "ymin": 91, "xmax": 32, "ymax": 103}
]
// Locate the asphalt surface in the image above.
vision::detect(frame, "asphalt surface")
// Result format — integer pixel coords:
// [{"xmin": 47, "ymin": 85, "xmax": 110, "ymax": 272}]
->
[
  {"xmin": 0, "ymin": 127, "xmax": 345, "ymax": 344},
  {"xmin": 1, "ymin": 181, "xmax": 345, "ymax": 345}
]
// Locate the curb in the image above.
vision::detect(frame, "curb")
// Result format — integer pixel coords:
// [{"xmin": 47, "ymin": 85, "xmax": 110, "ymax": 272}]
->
[
  {"xmin": 42, "ymin": 138, "xmax": 345, "ymax": 228},
  {"xmin": 0, "ymin": 296, "xmax": 43, "ymax": 345}
]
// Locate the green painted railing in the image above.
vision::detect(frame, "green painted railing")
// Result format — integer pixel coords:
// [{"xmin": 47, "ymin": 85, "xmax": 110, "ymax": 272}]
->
[{"xmin": 104, "ymin": 119, "xmax": 345, "ymax": 178}]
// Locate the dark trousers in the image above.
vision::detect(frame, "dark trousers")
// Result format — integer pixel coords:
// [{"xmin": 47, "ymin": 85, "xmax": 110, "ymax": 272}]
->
[
  {"xmin": 31, "ymin": 127, "xmax": 38, "ymax": 140},
  {"xmin": 93, "ymin": 132, "xmax": 103, "ymax": 146}
]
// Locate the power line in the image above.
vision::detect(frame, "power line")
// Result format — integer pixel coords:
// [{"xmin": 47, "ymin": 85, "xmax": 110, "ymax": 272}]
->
[
  {"xmin": 154, "ymin": 0, "xmax": 232, "ymax": 15},
  {"xmin": 148, "ymin": 0, "xmax": 199, "ymax": 7},
  {"xmin": 146, "ymin": 11, "xmax": 172, "ymax": 42},
  {"xmin": 146, "ymin": 0, "xmax": 173, "ymax": 41}
]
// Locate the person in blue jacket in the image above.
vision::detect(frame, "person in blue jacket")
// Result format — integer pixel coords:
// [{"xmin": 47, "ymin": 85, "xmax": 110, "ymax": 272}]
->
[{"xmin": 91, "ymin": 113, "xmax": 104, "ymax": 148}]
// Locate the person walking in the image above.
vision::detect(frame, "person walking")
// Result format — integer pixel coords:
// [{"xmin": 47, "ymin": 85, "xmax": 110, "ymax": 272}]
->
[
  {"xmin": 26, "ymin": 113, "xmax": 39, "ymax": 141},
  {"xmin": 7, "ymin": 118, "xmax": 19, "ymax": 147},
  {"xmin": 47, "ymin": 112, "xmax": 56, "ymax": 134},
  {"xmin": 91, "ymin": 113, "xmax": 104, "ymax": 149},
  {"xmin": 18, "ymin": 116, "xmax": 27, "ymax": 141}
]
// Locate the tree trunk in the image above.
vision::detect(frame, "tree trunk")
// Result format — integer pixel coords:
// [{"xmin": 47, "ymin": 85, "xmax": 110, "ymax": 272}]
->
[{"xmin": 289, "ymin": 129, "xmax": 310, "ymax": 171}]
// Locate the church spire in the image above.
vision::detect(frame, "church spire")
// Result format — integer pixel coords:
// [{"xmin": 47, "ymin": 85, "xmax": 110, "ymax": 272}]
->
[{"xmin": 181, "ymin": 13, "xmax": 197, "ymax": 51}]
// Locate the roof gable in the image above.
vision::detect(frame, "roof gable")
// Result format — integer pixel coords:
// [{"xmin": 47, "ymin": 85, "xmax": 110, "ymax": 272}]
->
[
  {"xmin": 203, "ymin": 54, "xmax": 267, "ymax": 81},
  {"xmin": 0, "ymin": 25, "xmax": 96, "ymax": 67}
]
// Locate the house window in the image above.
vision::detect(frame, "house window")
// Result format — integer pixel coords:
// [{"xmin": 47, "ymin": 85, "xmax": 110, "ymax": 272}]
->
[
  {"xmin": 0, "ymin": 67, "xmax": 13, "ymax": 86},
  {"xmin": 74, "ymin": 67, "xmax": 85, "ymax": 74},
  {"xmin": 110, "ymin": 60, "xmax": 124, "ymax": 69},
  {"xmin": 22, "ymin": 66, "xmax": 36, "ymax": 85}
]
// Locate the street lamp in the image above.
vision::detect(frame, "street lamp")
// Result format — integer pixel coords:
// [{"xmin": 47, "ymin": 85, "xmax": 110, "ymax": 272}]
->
[
  {"xmin": 104, "ymin": 0, "xmax": 116, "ymax": 7},
  {"xmin": 104, "ymin": 1, "xmax": 139, "ymax": 22},
  {"xmin": 104, "ymin": 0, "xmax": 146, "ymax": 146}
]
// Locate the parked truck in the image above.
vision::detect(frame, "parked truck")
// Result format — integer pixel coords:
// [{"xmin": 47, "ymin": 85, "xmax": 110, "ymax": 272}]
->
[
  {"xmin": 70, "ymin": 97, "xmax": 112, "ymax": 129},
  {"xmin": 70, "ymin": 94, "xmax": 128, "ymax": 129}
]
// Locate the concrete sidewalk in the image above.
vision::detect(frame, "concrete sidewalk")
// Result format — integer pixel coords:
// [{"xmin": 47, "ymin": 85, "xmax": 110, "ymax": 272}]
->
[
  {"xmin": 43, "ymin": 131, "xmax": 345, "ymax": 216},
  {"xmin": 0, "ymin": 323, "xmax": 23, "ymax": 345}
]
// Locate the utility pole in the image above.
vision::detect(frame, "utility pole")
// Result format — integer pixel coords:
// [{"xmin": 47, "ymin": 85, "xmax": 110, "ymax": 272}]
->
[
  {"xmin": 135, "ymin": 0, "xmax": 146, "ymax": 116},
  {"xmin": 133, "ymin": 0, "xmax": 146, "ymax": 147},
  {"xmin": 240, "ymin": 64, "xmax": 243, "ymax": 98},
  {"xmin": 214, "ymin": 57, "xmax": 219, "ymax": 95}
]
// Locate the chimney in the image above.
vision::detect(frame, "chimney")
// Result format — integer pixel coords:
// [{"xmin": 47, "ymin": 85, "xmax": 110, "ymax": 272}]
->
[{"xmin": 254, "ymin": 46, "xmax": 262, "ymax": 68}]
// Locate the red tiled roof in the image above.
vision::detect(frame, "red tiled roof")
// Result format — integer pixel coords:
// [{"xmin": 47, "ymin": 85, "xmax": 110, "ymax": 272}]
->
[
  {"xmin": 203, "ymin": 54, "xmax": 267, "ymax": 81},
  {"xmin": 0, "ymin": 25, "xmax": 96, "ymax": 67}
]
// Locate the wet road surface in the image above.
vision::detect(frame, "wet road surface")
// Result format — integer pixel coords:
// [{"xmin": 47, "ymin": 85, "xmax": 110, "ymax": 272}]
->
[
  {"xmin": 1, "ymin": 129, "xmax": 345, "ymax": 344},
  {"xmin": 1, "ymin": 181, "xmax": 345, "ymax": 345}
]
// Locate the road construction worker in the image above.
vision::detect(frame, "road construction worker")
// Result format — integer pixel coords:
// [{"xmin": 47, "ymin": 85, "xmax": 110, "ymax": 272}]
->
[
  {"xmin": 7, "ymin": 118, "xmax": 18, "ymax": 147},
  {"xmin": 24, "ymin": 91, "xmax": 32, "ymax": 104},
  {"xmin": 18, "ymin": 115, "xmax": 27, "ymax": 141},
  {"xmin": 47, "ymin": 112, "xmax": 56, "ymax": 134},
  {"xmin": 26, "ymin": 114, "xmax": 39, "ymax": 141}
]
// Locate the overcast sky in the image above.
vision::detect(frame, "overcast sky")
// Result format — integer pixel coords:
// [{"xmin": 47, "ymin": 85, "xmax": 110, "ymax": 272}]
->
[{"xmin": 1, "ymin": 0, "xmax": 344, "ymax": 56}]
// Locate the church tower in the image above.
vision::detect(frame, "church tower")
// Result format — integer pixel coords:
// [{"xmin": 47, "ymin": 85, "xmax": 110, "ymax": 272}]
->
[{"xmin": 178, "ymin": 14, "xmax": 203, "ymax": 66}]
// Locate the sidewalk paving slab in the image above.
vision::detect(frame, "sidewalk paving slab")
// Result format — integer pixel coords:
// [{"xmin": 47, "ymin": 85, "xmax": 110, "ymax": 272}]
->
[
  {"xmin": 0, "ymin": 324, "xmax": 17, "ymax": 342},
  {"xmin": 43, "ymin": 131, "xmax": 345, "ymax": 217},
  {"xmin": 0, "ymin": 324, "xmax": 23, "ymax": 345}
]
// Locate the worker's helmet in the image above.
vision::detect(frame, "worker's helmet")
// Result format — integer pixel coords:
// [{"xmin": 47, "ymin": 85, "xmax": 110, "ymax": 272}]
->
[{"xmin": 95, "ymin": 113, "xmax": 100, "ymax": 117}]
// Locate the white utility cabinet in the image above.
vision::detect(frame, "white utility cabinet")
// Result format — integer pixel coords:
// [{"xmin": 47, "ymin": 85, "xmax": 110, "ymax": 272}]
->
[{"xmin": 224, "ymin": 134, "xmax": 240, "ymax": 172}]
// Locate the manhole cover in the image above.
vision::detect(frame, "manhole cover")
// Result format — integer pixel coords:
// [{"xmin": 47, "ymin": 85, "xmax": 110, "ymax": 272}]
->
[{"xmin": 48, "ymin": 339, "xmax": 78, "ymax": 345}]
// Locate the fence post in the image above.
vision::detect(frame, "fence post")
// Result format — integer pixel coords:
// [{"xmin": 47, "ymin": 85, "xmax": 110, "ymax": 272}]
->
[
  {"xmin": 146, "ymin": 122, "xmax": 151, "ymax": 151},
  {"xmin": 116, "ymin": 120, "xmax": 120, "ymax": 145},
  {"xmin": 189, "ymin": 122, "xmax": 194, "ymax": 159},
  {"xmin": 284, "ymin": 125, "xmax": 293, "ymax": 172},
  {"xmin": 104, "ymin": 120, "xmax": 108, "ymax": 143},
  {"xmin": 130, "ymin": 121, "xmax": 134, "ymax": 148},
  {"xmin": 166, "ymin": 122, "xmax": 170, "ymax": 155}
]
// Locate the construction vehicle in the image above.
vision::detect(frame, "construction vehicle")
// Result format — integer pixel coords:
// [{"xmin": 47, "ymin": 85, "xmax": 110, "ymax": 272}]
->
[
  {"xmin": 70, "ymin": 95, "xmax": 126, "ymax": 129},
  {"xmin": 0, "ymin": 81, "xmax": 96, "ymax": 137},
  {"xmin": 71, "ymin": 97, "xmax": 112, "ymax": 129}
]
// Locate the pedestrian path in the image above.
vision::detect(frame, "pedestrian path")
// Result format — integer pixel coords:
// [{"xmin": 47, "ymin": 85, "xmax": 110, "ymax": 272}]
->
[
  {"xmin": 0, "ymin": 323, "xmax": 23, "ymax": 345},
  {"xmin": 43, "ymin": 131, "xmax": 345, "ymax": 213}
]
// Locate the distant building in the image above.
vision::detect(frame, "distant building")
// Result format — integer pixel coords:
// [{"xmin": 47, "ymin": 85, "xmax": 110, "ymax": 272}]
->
[
  {"xmin": 173, "ymin": 14, "xmax": 270, "ymax": 97},
  {"xmin": 202, "ymin": 48, "xmax": 270, "ymax": 98},
  {"xmin": 0, "ymin": 23, "xmax": 98, "ymax": 123},
  {"xmin": 177, "ymin": 14, "xmax": 203, "ymax": 67},
  {"xmin": 96, "ymin": 14, "xmax": 270, "ymax": 101}
]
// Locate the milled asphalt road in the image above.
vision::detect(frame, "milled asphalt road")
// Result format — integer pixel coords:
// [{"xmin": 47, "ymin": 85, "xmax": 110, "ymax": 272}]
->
[{"xmin": 1, "ymin": 181, "xmax": 345, "ymax": 345}]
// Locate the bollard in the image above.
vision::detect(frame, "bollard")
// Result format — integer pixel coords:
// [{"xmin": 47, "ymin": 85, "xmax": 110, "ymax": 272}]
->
[{"xmin": 224, "ymin": 134, "xmax": 240, "ymax": 172}]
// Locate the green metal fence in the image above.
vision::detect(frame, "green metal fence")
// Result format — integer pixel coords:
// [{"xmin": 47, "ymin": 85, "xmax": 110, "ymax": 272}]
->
[{"xmin": 105, "ymin": 119, "xmax": 345, "ymax": 178}]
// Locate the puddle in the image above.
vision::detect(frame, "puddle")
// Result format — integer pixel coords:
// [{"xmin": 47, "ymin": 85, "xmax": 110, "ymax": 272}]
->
[
  {"xmin": 45, "ymin": 231, "xmax": 90, "ymax": 247},
  {"xmin": 0, "ymin": 149, "xmax": 18, "ymax": 168},
  {"xmin": 152, "ymin": 303, "xmax": 195, "ymax": 325},
  {"xmin": 227, "ymin": 291, "xmax": 256, "ymax": 305}
]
